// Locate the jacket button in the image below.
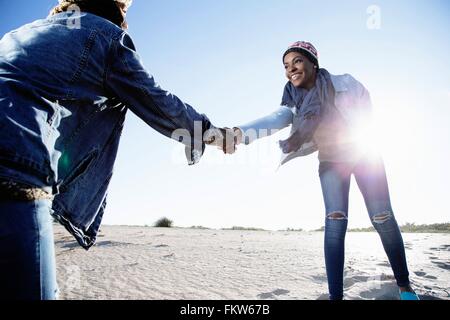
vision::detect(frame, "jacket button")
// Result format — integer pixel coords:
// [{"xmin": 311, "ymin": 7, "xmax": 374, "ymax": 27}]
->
[{"xmin": 46, "ymin": 176, "xmax": 52, "ymax": 184}]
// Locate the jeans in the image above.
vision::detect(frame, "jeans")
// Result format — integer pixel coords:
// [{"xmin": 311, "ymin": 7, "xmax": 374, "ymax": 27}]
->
[
  {"xmin": 319, "ymin": 157, "xmax": 410, "ymax": 300},
  {"xmin": 0, "ymin": 199, "xmax": 58, "ymax": 300}
]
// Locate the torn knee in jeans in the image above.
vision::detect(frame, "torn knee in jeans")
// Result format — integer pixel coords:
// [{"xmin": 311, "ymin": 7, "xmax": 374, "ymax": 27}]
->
[
  {"xmin": 327, "ymin": 211, "xmax": 348, "ymax": 220},
  {"xmin": 372, "ymin": 211, "xmax": 394, "ymax": 224}
]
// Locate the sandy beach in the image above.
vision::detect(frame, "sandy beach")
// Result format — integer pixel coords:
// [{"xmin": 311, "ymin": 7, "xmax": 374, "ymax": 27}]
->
[{"xmin": 54, "ymin": 225, "xmax": 450, "ymax": 300}]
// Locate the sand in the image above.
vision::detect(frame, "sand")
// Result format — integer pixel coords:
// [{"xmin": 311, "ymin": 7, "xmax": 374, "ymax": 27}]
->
[{"xmin": 54, "ymin": 225, "xmax": 450, "ymax": 300}]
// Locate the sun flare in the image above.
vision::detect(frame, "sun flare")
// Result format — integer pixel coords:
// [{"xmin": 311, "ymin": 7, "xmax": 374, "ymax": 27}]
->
[{"xmin": 350, "ymin": 97, "xmax": 416, "ymax": 161}]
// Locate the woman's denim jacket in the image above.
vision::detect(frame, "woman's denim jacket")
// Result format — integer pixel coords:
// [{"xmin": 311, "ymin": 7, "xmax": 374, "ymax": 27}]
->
[{"xmin": 0, "ymin": 12, "xmax": 211, "ymax": 249}]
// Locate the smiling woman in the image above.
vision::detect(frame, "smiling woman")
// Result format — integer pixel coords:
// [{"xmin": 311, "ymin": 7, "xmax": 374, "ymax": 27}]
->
[
  {"xmin": 283, "ymin": 41, "xmax": 319, "ymax": 90},
  {"xmin": 231, "ymin": 40, "xmax": 420, "ymax": 300}
]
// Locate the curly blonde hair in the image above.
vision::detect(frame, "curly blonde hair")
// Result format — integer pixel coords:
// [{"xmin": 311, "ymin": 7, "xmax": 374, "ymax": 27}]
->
[{"xmin": 49, "ymin": 0, "xmax": 133, "ymax": 29}]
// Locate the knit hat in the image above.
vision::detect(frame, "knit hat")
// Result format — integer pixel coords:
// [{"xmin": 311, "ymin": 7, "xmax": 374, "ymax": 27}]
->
[{"xmin": 282, "ymin": 41, "xmax": 319, "ymax": 68}]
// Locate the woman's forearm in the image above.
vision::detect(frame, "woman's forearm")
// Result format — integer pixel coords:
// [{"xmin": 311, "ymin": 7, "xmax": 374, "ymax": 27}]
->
[{"xmin": 237, "ymin": 106, "xmax": 293, "ymax": 144}]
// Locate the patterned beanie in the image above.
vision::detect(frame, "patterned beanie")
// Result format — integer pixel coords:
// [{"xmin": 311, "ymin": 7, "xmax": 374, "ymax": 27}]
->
[{"xmin": 282, "ymin": 41, "xmax": 319, "ymax": 68}]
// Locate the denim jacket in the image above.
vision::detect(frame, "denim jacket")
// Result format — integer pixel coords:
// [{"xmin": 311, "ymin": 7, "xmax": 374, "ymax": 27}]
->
[
  {"xmin": 0, "ymin": 12, "xmax": 211, "ymax": 249},
  {"xmin": 238, "ymin": 73, "xmax": 373, "ymax": 165}
]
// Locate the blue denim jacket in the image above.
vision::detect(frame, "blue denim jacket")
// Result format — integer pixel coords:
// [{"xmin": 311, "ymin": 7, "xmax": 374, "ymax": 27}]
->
[{"xmin": 0, "ymin": 12, "xmax": 212, "ymax": 249}]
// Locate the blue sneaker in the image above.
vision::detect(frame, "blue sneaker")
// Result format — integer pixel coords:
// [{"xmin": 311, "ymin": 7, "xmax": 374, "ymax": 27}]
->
[{"xmin": 400, "ymin": 291, "xmax": 420, "ymax": 300}]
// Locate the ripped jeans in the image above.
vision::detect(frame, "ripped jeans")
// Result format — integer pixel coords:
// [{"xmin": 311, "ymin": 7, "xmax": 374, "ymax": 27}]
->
[{"xmin": 319, "ymin": 157, "xmax": 410, "ymax": 300}]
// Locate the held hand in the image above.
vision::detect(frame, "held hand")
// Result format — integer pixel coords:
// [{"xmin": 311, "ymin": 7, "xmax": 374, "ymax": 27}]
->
[
  {"xmin": 279, "ymin": 130, "xmax": 302, "ymax": 154},
  {"xmin": 232, "ymin": 127, "xmax": 243, "ymax": 146},
  {"xmin": 221, "ymin": 127, "xmax": 238, "ymax": 154},
  {"xmin": 204, "ymin": 127, "xmax": 237, "ymax": 154}
]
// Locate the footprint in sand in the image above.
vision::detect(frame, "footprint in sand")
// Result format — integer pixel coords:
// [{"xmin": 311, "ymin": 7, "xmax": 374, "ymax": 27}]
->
[
  {"xmin": 404, "ymin": 243, "xmax": 413, "ymax": 250},
  {"xmin": 311, "ymin": 275, "xmax": 328, "ymax": 284},
  {"xmin": 359, "ymin": 282, "xmax": 399, "ymax": 300},
  {"xmin": 257, "ymin": 289, "xmax": 290, "ymax": 299},
  {"xmin": 431, "ymin": 261, "xmax": 450, "ymax": 270},
  {"xmin": 154, "ymin": 244, "xmax": 169, "ymax": 248},
  {"xmin": 344, "ymin": 275, "xmax": 370, "ymax": 288},
  {"xmin": 377, "ymin": 262, "xmax": 391, "ymax": 267},
  {"xmin": 60, "ymin": 241, "xmax": 79, "ymax": 249},
  {"xmin": 95, "ymin": 241, "xmax": 133, "ymax": 247},
  {"xmin": 417, "ymin": 295, "xmax": 445, "ymax": 300},
  {"xmin": 345, "ymin": 273, "xmax": 395, "ymax": 289},
  {"xmin": 412, "ymin": 270, "xmax": 438, "ymax": 280}
]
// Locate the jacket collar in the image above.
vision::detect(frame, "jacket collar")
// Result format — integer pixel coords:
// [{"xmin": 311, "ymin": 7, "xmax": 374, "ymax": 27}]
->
[{"xmin": 330, "ymin": 74, "xmax": 349, "ymax": 92}]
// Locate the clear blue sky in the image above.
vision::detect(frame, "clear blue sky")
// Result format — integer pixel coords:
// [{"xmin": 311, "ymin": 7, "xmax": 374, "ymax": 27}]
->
[{"xmin": 1, "ymin": 0, "xmax": 449, "ymax": 230}]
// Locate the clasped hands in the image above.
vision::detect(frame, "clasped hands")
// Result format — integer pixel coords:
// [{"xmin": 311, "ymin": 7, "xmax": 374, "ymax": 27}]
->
[{"xmin": 204, "ymin": 127, "xmax": 243, "ymax": 154}]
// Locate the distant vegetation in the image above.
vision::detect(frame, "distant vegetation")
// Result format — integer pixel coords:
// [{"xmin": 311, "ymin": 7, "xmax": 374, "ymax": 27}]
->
[
  {"xmin": 222, "ymin": 226, "xmax": 266, "ymax": 231},
  {"xmin": 399, "ymin": 222, "xmax": 450, "ymax": 233},
  {"xmin": 282, "ymin": 228, "xmax": 304, "ymax": 232},
  {"xmin": 189, "ymin": 226, "xmax": 211, "ymax": 230},
  {"xmin": 347, "ymin": 226, "xmax": 375, "ymax": 232},
  {"xmin": 154, "ymin": 217, "xmax": 173, "ymax": 228},
  {"xmin": 146, "ymin": 221, "xmax": 450, "ymax": 232},
  {"xmin": 314, "ymin": 223, "xmax": 450, "ymax": 233}
]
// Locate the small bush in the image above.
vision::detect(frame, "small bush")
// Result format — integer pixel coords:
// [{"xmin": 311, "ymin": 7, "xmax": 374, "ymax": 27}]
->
[{"xmin": 154, "ymin": 217, "xmax": 173, "ymax": 228}]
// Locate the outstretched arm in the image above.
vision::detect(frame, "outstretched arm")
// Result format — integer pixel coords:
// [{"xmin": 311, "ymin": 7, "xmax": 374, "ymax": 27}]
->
[
  {"xmin": 235, "ymin": 106, "xmax": 294, "ymax": 145},
  {"xmin": 105, "ymin": 32, "xmax": 213, "ymax": 164}
]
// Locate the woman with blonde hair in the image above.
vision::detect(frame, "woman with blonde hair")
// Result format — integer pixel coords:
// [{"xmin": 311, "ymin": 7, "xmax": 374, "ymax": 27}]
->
[{"xmin": 0, "ymin": 0, "xmax": 228, "ymax": 300}]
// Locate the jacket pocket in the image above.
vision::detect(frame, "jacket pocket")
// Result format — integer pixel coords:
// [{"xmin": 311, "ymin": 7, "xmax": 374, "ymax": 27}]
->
[{"xmin": 59, "ymin": 149, "xmax": 99, "ymax": 193}]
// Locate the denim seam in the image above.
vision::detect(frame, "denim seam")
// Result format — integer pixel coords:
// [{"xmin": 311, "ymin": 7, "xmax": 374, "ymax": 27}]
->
[
  {"xmin": 31, "ymin": 200, "xmax": 43, "ymax": 299},
  {"xmin": 66, "ymin": 29, "xmax": 98, "ymax": 99}
]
